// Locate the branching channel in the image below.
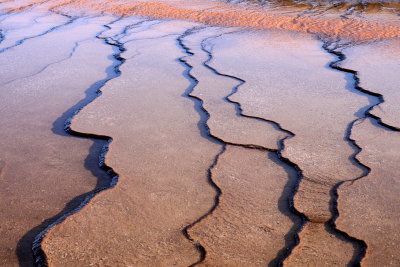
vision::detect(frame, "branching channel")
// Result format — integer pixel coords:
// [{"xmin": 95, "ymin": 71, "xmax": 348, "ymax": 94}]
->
[
  {"xmin": 321, "ymin": 38, "xmax": 400, "ymax": 266},
  {"xmin": 31, "ymin": 17, "xmax": 132, "ymax": 267},
  {"xmin": 177, "ymin": 27, "xmax": 307, "ymax": 266}
]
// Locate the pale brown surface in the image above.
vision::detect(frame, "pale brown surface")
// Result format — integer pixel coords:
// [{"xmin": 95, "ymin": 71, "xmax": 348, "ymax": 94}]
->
[
  {"xmin": 337, "ymin": 118, "xmax": 400, "ymax": 266},
  {"xmin": 181, "ymin": 26, "xmax": 285, "ymax": 149},
  {"xmin": 206, "ymin": 30, "xmax": 367, "ymax": 223},
  {"xmin": 341, "ymin": 38, "xmax": 400, "ymax": 129},
  {"xmin": 42, "ymin": 20, "xmax": 222, "ymax": 266},
  {"xmin": 190, "ymin": 145, "xmax": 297, "ymax": 266},
  {"xmin": 181, "ymin": 27, "xmax": 299, "ymax": 265},
  {"xmin": 0, "ymin": 13, "xmax": 80, "ymax": 84},
  {"xmin": 0, "ymin": 10, "xmax": 60, "ymax": 50},
  {"xmin": 205, "ymin": 30, "xmax": 367, "ymax": 262},
  {"xmin": 42, "ymin": 21, "xmax": 303, "ymax": 266},
  {"xmin": 284, "ymin": 222, "xmax": 353, "ymax": 266},
  {"xmin": 0, "ymin": 16, "xmax": 114, "ymax": 266},
  {"xmin": 1, "ymin": 1, "xmax": 400, "ymax": 266}
]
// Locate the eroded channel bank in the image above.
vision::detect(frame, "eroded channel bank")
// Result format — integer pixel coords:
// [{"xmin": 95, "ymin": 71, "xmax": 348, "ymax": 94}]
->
[{"xmin": 0, "ymin": 11, "xmax": 118, "ymax": 266}]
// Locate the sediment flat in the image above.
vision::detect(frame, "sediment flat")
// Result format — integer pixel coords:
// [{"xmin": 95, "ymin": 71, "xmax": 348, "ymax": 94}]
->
[{"xmin": 0, "ymin": 0, "xmax": 399, "ymax": 266}]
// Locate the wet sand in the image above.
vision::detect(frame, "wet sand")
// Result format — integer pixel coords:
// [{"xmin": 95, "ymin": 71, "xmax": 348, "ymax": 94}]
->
[{"xmin": 0, "ymin": 0, "xmax": 399, "ymax": 266}]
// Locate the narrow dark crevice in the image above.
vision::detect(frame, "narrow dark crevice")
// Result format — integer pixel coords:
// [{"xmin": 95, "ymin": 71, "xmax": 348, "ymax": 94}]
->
[
  {"xmin": 102, "ymin": 18, "xmax": 150, "ymax": 42},
  {"xmin": 20, "ymin": 16, "xmax": 180, "ymax": 267},
  {"xmin": 3, "ymin": 40, "xmax": 82, "ymax": 86},
  {"xmin": 201, "ymin": 35, "xmax": 293, "ymax": 137},
  {"xmin": 0, "ymin": 29, "xmax": 4, "ymax": 44},
  {"xmin": 32, "ymin": 12, "xmax": 53, "ymax": 24},
  {"xmin": 176, "ymin": 27, "xmax": 226, "ymax": 266},
  {"xmin": 340, "ymin": 4, "xmax": 358, "ymax": 19},
  {"xmin": 0, "ymin": 12, "xmax": 52, "ymax": 40},
  {"xmin": 322, "ymin": 39, "xmax": 400, "ymax": 131},
  {"xmin": 177, "ymin": 27, "xmax": 307, "ymax": 267},
  {"xmin": 114, "ymin": 20, "xmax": 163, "ymax": 42},
  {"xmin": 0, "ymin": 10, "xmax": 17, "ymax": 24},
  {"xmin": 320, "ymin": 38, "xmax": 400, "ymax": 266},
  {"xmin": 14, "ymin": 21, "xmax": 123, "ymax": 266},
  {"xmin": 200, "ymin": 33, "xmax": 308, "ymax": 267},
  {"xmin": 16, "ymin": 17, "xmax": 137, "ymax": 267},
  {"xmin": 0, "ymin": 12, "xmax": 77, "ymax": 54},
  {"xmin": 182, "ymin": 145, "xmax": 226, "ymax": 267}
]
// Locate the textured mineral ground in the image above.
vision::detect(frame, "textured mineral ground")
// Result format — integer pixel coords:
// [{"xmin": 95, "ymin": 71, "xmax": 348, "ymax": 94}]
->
[{"xmin": 0, "ymin": 0, "xmax": 399, "ymax": 266}]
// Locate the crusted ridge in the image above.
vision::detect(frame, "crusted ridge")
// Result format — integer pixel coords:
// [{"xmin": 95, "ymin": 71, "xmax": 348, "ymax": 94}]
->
[
  {"xmin": 177, "ymin": 27, "xmax": 307, "ymax": 266},
  {"xmin": 30, "ymin": 17, "xmax": 130, "ymax": 267},
  {"xmin": 319, "ymin": 37, "xmax": 393, "ymax": 266},
  {"xmin": 176, "ymin": 27, "xmax": 226, "ymax": 265},
  {"xmin": 200, "ymin": 33, "xmax": 308, "ymax": 266}
]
